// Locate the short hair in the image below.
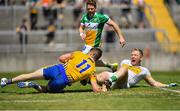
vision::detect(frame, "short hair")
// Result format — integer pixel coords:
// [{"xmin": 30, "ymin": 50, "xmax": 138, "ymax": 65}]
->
[
  {"xmin": 131, "ymin": 48, "xmax": 143, "ymax": 56},
  {"xmin": 86, "ymin": 0, "xmax": 96, "ymax": 8},
  {"xmin": 90, "ymin": 48, "xmax": 102, "ymax": 61}
]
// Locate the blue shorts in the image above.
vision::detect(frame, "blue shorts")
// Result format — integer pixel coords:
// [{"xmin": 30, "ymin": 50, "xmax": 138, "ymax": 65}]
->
[{"xmin": 43, "ymin": 64, "xmax": 70, "ymax": 93}]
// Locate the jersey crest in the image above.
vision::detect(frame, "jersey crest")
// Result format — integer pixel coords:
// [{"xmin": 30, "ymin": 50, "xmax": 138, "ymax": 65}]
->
[{"xmin": 122, "ymin": 64, "xmax": 142, "ymax": 74}]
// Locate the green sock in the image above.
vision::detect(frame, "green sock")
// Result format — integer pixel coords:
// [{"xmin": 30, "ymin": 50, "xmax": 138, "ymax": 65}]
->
[{"xmin": 109, "ymin": 74, "xmax": 118, "ymax": 82}]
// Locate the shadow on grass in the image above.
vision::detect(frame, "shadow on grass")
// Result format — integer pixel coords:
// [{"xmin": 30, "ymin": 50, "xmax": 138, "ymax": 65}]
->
[
  {"xmin": 0, "ymin": 89, "xmax": 93, "ymax": 94},
  {"xmin": 0, "ymin": 90, "xmax": 41, "ymax": 94},
  {"xmin": 0, "ymin": 85, "xmax": 150, "ymax": 94},
  {"xmin": 63, "ymin": 89, "xmax": 92, "ymax": 93},
  {"xmin": 129, "ymin": 84, "xmax": 149, "ymax": 89}
]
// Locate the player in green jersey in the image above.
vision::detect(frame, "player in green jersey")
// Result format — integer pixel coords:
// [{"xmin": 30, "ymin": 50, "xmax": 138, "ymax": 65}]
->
[{"xmin": 79, "ymin": 0, "xmax": 126, "ymax": 72}]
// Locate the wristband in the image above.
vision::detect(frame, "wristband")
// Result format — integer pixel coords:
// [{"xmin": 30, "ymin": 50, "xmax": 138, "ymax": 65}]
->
[{"xmin": 80, "ymin": 33, "xmax": 84, "ymax": 37}]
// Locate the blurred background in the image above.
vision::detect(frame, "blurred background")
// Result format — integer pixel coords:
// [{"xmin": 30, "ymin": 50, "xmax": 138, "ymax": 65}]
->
[{"xmin": 0, "ymin": 0, "xmax": 179, "ymax": 72}]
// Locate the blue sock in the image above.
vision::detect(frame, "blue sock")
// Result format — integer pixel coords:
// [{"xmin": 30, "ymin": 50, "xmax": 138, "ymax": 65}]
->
[{"xmin": 7, "ymin": 79, "xmax": 12, "ymax": 84}]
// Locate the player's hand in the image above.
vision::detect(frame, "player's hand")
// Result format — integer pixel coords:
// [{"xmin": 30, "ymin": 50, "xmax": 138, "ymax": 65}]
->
[
  {"xmin": 104, "ymin": 80, "xmax": 112, "ymax": 89},
  {"xmin": 92, "ymin": 86, "xmax": 102, "ymax": 93},
  {"xmin": 168, "ymin": 83, "xmax": 178, "ymax": 87},
  {"xmin": 80, "ymin": 33, "xmax": 86, "ymax": 41},
  {"xmin": 102, "ymin": 84, "xmax": 108, "ymax": 92},
  {"xmin": 119, "ymin": 37, "xmax": 126, "ymax": 48},
  {"xmin": 16, "ymin": 27, "xmax": 20, "ymax": 33}
]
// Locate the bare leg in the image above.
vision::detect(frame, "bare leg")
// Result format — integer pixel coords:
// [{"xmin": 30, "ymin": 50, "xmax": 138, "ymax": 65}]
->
[
  {"xmin": 96, "ymin": 71, "xmax": 110, "ymax": 83},
  {"xmin": 80, "ymin": 59, "xmax": 118, "ymax": 86},
  {"xmin": 115, "ymin": 71, "xmax": 128, "ymax": 87},
  {"xmin": 95, "ymin": 60, "xmax": 118, "ymax": 72},
  {"xmin": 96, "ymin": 67, "xmax": 128, "ymax": 89},
  {"xmin": 1, "ymin": 68, "xmax": 49, "ymax": 93},
  {"xmin": 115, "ymin": 67, "xmax": 128, "ymax": 79},
  {"xmin": 12, "ymin": 68, "xmax": 45, "ymax": 84},
  {"xmin": 12, "ymin": 68, "xmax": 49, "ymax": 93},
  {"xmin": 95, "ymin": 60, "xmax": 107, "ymax": 67},
  {"xmin": 96, "ymin": 67, "xmax": 128, "ymax": 83}
]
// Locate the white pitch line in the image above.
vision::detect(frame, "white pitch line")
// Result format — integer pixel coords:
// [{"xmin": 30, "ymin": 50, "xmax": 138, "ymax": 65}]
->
[{"xmin": 158, "ymin": 87, "xmax": 180, "ymax": 94}]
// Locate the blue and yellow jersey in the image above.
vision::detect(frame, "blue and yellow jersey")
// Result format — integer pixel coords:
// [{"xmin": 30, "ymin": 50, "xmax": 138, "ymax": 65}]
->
[
  {"xmin": 63, "ymin": 51, "xmax": 96, "ymax": 83},
  {"xmin": 80, "ymin": 12, "xmax": 110, "ymax": 47}
]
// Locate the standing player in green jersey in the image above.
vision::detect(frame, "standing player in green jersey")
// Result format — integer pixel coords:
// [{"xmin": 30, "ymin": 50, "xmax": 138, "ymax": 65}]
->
[{"xmin": 79, "ymin": 0, "xmax": 126, "ymax": 72}]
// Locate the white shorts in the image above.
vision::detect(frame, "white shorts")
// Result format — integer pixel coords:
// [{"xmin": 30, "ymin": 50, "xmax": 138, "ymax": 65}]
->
[
  {"xmin": 107, "ymin": 72, "xmax": 130, "ymax": 89},
  {"xmin": 82, "ymin": 45, "xmax": 93, "ymax": 54}
]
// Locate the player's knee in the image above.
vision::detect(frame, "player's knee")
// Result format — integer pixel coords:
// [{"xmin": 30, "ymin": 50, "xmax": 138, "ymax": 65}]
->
[
  {"xmin": 120, "ymin": 66, "xmax": 128, "ymax": 73},
  {"xmin": 96, "ymin": 71, "xmax": 109, "ymax": 82}
]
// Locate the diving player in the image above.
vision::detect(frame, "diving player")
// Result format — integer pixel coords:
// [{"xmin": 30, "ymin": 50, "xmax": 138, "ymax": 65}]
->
[{"xmin": 1, "ymin": 48, "xmax": 104, "ymax": 93}]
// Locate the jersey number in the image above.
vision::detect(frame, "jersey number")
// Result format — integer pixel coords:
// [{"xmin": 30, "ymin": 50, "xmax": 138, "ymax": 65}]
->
[{"xmin": 76, "ymin": 59, "xmax": 91, "ymax": 73}]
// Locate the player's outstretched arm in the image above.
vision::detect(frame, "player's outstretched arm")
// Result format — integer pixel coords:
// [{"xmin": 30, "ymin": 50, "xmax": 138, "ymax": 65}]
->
[
  {"xmin": 106, "ymin": 19, "xmax": 126, "ymax": 47},
  {"xmin": 144, "ymin": 75, "xmax": 169, "ymax": 87},
  {"xmin": 59, "ymin": 53, "xmax": 73, "ymax": 63}
]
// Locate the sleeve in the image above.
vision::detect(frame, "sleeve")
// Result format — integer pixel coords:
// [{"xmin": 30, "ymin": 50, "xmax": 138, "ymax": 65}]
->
[
  {"xmin": 120, "ymin": 59, "xmax": 130, "ymax": 68},
  {"xmin": 120, "ymin": 59, "xmax": 128, "ymax": 66},
  {"xmin": 71, "ymin": 51, "xmax": 76, "ymax": 56},
  {"xmin": 80, "ymin": 13, "xmax": 86, "ymax": 26},
  {"xmin": 101, "ymin": 14, "xmax": 110, "ymax": 24},
  {"xmin": 72, "ymin": 51, "xmax": 80, "ymax": 58},
  {"xmin": 145, "ymin": 68, "xmax": 151, "ymax": 76},
  {"xmin": 90, "ymin": 74, "xmax": 97, "ymax": 82}
]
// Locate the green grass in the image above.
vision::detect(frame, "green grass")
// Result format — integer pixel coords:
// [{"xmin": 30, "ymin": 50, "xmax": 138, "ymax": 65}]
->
[{"xmin": 0, "ymin": 71, "xmax": 180, "ymax": 110}]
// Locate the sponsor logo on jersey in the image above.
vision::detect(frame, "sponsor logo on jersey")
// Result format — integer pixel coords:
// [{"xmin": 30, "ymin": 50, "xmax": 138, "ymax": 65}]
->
[{"xmin": 85, "ymin": 23, "xmax": 98, "ymax": 30}]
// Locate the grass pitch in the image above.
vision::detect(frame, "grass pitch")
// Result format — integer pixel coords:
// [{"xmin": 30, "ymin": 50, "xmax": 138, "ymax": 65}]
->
[{"xmin": 0, "ymin": 71, "xmax": 180, "ymax": 110}]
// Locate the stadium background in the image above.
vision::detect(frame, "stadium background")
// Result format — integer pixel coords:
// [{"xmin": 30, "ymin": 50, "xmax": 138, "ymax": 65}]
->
[{"xmin": 0, "ymin": 0, "xmax": 179, "ymax": 72}]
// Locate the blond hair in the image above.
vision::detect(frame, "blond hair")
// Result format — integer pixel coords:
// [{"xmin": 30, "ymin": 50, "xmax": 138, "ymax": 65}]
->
[{"xmin": 131, "ymin": 48, "xmax": 143, "ymax": 57}]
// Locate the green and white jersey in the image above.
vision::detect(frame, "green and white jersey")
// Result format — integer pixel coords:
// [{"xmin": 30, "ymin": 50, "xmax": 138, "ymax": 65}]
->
[{"xmin": 80, "ymin": 12, "xmax": 110, "ymax": 47}]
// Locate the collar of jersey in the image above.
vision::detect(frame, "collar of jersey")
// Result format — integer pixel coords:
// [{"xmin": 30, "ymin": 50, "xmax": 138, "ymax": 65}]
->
[{"xmin": 86, "ymin": 12, "xmax": 97, "ymax": 20}]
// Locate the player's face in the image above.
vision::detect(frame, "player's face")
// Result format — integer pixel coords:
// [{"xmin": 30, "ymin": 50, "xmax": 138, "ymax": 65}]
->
[
  {"xmin": 88, "ymin": 51, "xmax": 96, "ymax": 59},
  {"xmin": 87, "ymin": 4, "xmax": 96, "ymax": 17},
  {"xmin": 131, "ymin": 50, "xmax": 142, "ymax": 66}
]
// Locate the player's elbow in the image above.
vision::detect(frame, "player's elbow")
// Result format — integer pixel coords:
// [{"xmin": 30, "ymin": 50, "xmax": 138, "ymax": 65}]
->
[
  {"xmin": 96, "ymin": 71, "xmax": 109, "ymax": 82},
  {"xmin": 59, "ymin": 56, "xmax": 65, "ymax": 63}
]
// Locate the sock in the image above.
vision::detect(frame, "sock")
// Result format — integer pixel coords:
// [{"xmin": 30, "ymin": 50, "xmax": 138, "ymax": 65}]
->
[
  {"xmin": 32, "ymin": 84, "xmax": 40, "ymax": 90},
  {"xmin": 7, "ymin": 79, "xmax": 12, "ymax": 84},
  {"xmin": 32, "ymin": 85, "xmax": 48, "ymax": 93},
  {"xmin": 109, "ymin": 74, "xmax": 118, "ymax": 82},
  {"xmin": 105, "ymin": 63, "xmax": 111, "ymax": 68}
]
